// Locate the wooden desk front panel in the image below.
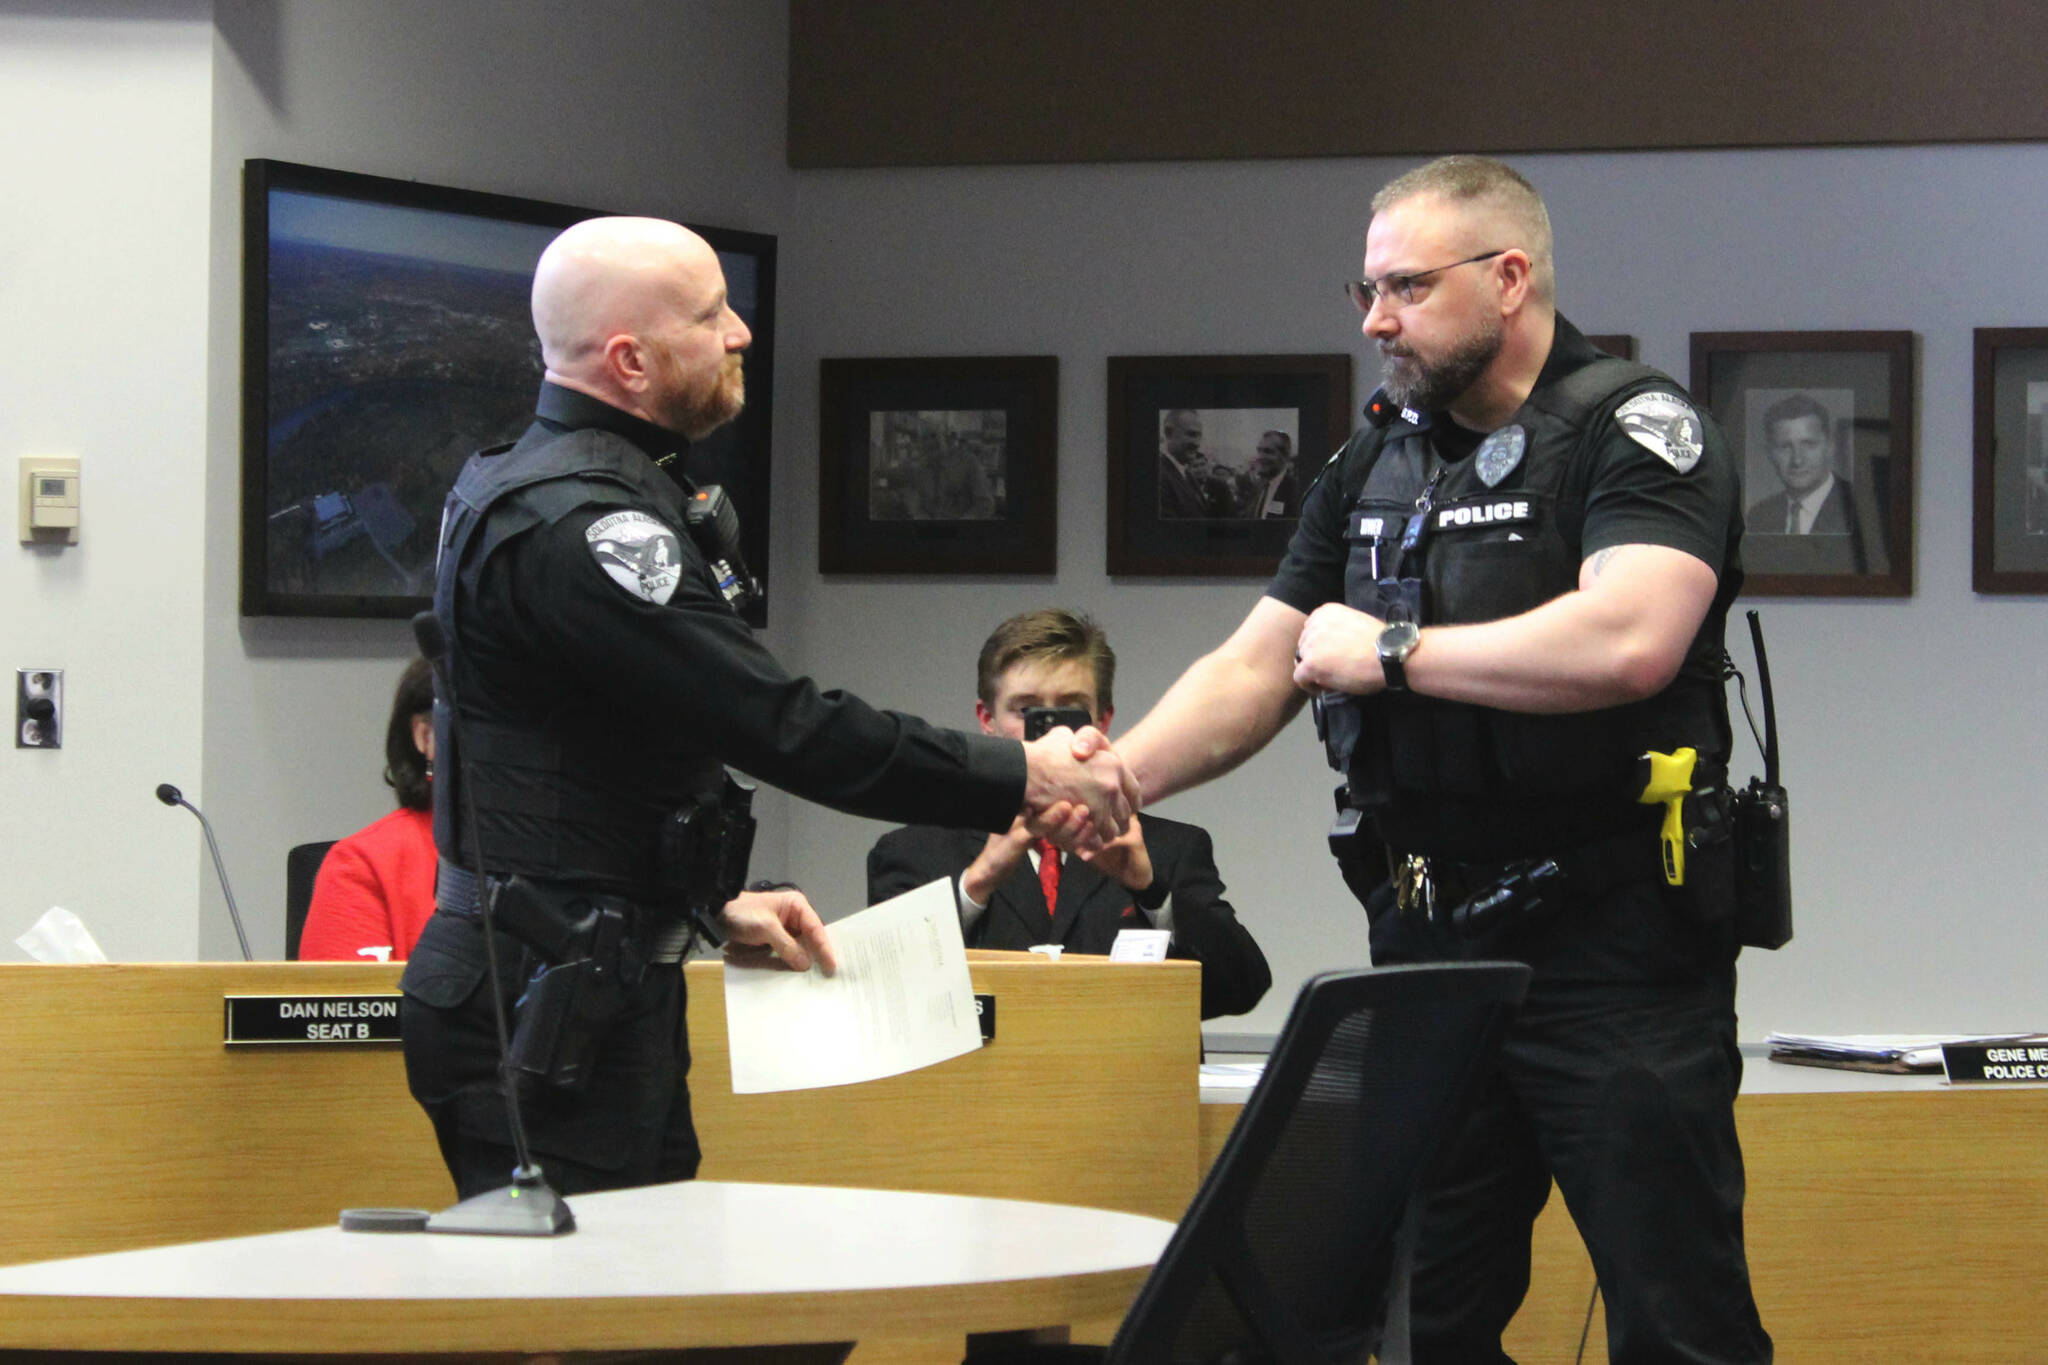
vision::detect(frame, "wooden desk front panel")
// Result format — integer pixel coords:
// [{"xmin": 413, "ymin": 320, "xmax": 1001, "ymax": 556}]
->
[
  {"xmin": 690, "ymin": 954, "xmax": 1201, "ymax": 1222},
  {"xmin": 1201, "ymin": 1086, "xmax": 2048, "ymax": 1363},
  {"xmin": 0, "ymin": 955, "xmax": 1200, "ymax": 1270},
  {"xmin": 0, "ymin": 962, "xmax": 448, "ymax": 1267}
]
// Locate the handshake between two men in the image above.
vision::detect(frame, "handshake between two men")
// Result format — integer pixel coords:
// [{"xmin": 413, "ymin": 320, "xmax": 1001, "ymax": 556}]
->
[
  {"xmin": 718, "ymin": 710, "xmax": 1140, "ymax": 977},
  {"xmin": 1019, "ymin": 721, "xmax": 1142, "ymax": 857}
]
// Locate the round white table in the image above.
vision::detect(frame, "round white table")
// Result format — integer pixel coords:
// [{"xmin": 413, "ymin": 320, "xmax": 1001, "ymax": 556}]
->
[{"xmin": 0, "ymin": 1180, "xmax": 1175, "ymax": 1360}]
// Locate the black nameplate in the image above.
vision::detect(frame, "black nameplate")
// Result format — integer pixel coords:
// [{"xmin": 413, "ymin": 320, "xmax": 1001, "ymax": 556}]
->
[
  {"xmin": 1349, "ymin": 511, "xmax": 1406, "ymax": 541},
  {"xmin": 975, "ymin": 993, "xmax": 996, "ymax": 1043},
  {"xmin": 224, "ymin": 994, "xmax": 403, "ymax": 1046},
  {"xmin": 1942, "ymin": 1041, "xmax": 2048, "ymax": 1084}
]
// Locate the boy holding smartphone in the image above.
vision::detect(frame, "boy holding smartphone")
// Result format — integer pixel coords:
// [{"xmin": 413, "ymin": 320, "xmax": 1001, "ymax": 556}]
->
[{"xmin": 866, "ymin": 608, "xmax": 1271, "ymax": 1020}]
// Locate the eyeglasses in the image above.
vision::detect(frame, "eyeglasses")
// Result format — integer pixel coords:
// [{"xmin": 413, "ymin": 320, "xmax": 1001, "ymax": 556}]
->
[{"xmin": 1344, "ymin": 250, "xmax": 1507, "ymax": 313}]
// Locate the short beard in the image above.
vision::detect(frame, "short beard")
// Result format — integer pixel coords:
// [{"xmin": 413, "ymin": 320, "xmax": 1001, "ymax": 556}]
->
[
  {"xmin": 667, "ymin": 353, "xmax": 747, "ymax": 441},
  {"xmin": 1380, "ymin": 315, "xmax": 1504, "ymax": 412}
]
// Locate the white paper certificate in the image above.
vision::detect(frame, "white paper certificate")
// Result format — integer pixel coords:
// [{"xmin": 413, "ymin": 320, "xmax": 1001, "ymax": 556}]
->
[{"xmin": 722, "ymin": 878, "xmax": 982, "ymax": 1094}]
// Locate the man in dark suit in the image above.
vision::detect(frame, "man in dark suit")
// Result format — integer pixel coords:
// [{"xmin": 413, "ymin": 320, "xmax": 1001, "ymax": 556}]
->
[
  {"xmin": 1745, "ymin": 391, "xmax": 1875, "ymax": 572},
  {"xmin": 1158, "ymin": 408, "xmax": 1219, "ymax": 519},
  {"xmin": 1237, "ymin": 430, "xmax": 1301, "ymax": 519},
  {"xmin": 868, "ymin": 608, "xmax": 1271, "ymax": 1020},
  {"xmin": 1746, "ymin": 392, "xmax": 1855, "ymax": 534}
]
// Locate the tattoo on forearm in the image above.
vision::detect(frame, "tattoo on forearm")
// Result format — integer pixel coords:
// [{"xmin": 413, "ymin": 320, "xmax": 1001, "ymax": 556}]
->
[{"xmin": 1591, "ymin": 547, "xmax": 1619, "ymax": 577}]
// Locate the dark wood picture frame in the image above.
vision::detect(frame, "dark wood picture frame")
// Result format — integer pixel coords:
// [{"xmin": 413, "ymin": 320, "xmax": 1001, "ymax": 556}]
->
[
  {"xmin": 1689, "ymin": 330, "xmax": 1914, "ymax": 597},
  {"xmin": 817, "ymin": 356, "xmax": 1058, "ymax": 575},
  {"xmin": 1972, "ymin": 328, "xmax": 2048, "ymax": 594},
  {"xmin": 241, "ymin": 159, "xmax": 778, "ymax": 624},
  {"xmin": 1107, "ymin": 354, "xmax": 1353, "ymax": 576}
]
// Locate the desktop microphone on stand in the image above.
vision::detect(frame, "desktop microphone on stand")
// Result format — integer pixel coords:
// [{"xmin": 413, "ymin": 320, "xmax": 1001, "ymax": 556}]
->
[{"xmin": 155, "ymin": 784, "xmax": 254, "ymax": 962}]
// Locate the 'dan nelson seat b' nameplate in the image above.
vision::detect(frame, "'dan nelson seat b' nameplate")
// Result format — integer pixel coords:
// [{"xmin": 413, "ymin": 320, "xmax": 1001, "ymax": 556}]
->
[{"xmin": 223, "ymin": 994, "xmax": 402, "ymax": 1046}]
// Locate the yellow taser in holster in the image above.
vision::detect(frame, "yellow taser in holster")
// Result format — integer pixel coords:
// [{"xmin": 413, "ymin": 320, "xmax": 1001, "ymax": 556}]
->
[{"xmin": 1636, "ymin": 747, "xmax": 1697, "ymax": 885}]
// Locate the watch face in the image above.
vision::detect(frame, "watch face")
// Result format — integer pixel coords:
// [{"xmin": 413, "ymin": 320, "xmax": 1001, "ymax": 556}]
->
[{"xmin": 1379, "ymin": 620, "xmax": 1421, "ymax": 660}]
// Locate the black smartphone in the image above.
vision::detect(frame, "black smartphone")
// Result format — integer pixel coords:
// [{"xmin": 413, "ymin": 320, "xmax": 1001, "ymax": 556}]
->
[{"xmin": 1022, "ymin": 705, "xmax": 1093, "ymax": 740}]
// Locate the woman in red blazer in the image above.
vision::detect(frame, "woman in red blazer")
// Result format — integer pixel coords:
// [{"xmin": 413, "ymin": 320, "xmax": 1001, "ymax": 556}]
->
[{"xmin": 300, "ymin": 658, "xmax": 438, "ymax": 962}]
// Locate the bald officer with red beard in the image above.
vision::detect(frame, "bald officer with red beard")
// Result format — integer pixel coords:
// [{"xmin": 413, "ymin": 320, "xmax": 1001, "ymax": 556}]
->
[{"xmin": 400, "ymin": 216, "xmax": 1139, "ymax": 1201}]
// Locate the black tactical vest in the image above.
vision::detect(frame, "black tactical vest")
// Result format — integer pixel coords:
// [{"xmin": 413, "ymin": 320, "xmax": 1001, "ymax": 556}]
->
[
  {"xmin": 430, "ymin": 423, "xmax": 722, "ymax": 890},
  {"xmin": 1331, "ymin": 359, "xmax": 1731, "ymax": 861}
]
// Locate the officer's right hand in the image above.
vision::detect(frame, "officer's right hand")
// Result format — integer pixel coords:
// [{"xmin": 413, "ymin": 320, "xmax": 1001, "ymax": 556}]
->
[
  {"xmin": 1022, "ymin": 726, "xmax": 1140, "ymax": 847},
  {"xmin": 720, "ymin": 888, "xmax": 837, "ymax": 974}
]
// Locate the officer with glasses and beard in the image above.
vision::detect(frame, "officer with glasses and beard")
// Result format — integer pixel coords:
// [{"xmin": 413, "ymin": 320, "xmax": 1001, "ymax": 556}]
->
[{"xmin": 1113, "ymin": 156, "xmax": 1770, "ymax": 1363}]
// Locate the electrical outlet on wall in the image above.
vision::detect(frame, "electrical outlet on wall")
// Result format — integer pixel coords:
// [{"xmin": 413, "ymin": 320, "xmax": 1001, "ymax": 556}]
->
[{"xmin": 17, "ymin": 668, "xmax": 62, "ymax": 748}]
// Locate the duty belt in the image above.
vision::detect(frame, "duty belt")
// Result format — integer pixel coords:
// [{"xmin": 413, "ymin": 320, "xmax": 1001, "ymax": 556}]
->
[
  {"xmin": 433, "ymin": 862, "xmax": 694, "ymax": 963},
  {"xmin": 1389, "ymin": 825, "xmax": 1665, "ymax": 925}
]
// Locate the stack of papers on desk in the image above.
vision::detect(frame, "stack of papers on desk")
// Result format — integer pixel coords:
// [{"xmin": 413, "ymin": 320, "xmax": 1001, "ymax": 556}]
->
[{"xmin": 1765, "ymin": 1032, "xmax": 2048, "ymax": 1073}]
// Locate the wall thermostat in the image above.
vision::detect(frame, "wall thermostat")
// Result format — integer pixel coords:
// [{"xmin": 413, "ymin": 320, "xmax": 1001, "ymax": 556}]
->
[{"xmin": 19, "ymin": 456, "xmax": 81, "ymax": 544}]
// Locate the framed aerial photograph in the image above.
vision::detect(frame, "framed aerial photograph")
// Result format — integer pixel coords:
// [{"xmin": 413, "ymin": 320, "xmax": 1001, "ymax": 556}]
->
[
  {"xmin": 1107, "ymin": 354, "xmax": 1353, "ymax": 576},
  {"xmin": 1689, "ymin": 330, "xmax": 1914, "ymax": 597},
  {"xmin": 1972, "ymin": 328, "xmax": 2048, "ymax": 594},
  {"xmin": 240, "ymin": 158, "xmax": 778, "ymax": 623},
  {"xmin": 817, "ymin": 356, "xmax": 1058, "ymax": 574}
]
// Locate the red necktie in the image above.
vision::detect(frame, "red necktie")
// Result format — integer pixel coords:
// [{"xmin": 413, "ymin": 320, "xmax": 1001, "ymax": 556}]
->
[{"xmin": 1036, "ymin": 839, "xmax": 1061, "ymax": 917}]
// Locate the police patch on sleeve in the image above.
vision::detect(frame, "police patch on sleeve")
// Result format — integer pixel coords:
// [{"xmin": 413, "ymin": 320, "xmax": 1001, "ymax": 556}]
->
[
  {"xmin": 585, "ymin": 511, "xmax": 684, "ymax": 605},
  {"xmin": 1614, "ymin": 392, "xmax": 1705, "ymax": 474}
]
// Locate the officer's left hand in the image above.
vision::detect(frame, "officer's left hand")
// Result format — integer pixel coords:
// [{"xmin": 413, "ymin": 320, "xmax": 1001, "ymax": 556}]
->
[
  {"xmin": 720, "ymin": 889, "xmax": 838, "ymax": 974},
  {"xmin": 1293, "ymin": 603, "xmax": 1388, "ymax": 695}
]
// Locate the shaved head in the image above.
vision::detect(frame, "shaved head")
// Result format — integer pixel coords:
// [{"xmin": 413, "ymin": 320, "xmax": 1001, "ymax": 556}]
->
[{"xmin": 530, "ymin": 216, "xmax": 750, "ymax": 438}]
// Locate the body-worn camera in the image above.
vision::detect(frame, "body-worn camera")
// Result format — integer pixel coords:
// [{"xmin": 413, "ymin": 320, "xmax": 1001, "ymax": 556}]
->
[{"xmin": 683, "ymin": 483, "xmax": 760, "ymax": 613}]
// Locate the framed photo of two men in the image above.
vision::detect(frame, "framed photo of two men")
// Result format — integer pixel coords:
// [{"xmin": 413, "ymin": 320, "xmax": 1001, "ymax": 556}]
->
[
  {"xmin": 1107, "ymin": 354, "xmax": 1353, "ymax": 576},
  {"xmin": 1689, "ymin": 330, "xmax": 1915, "ymax": 597},
  {"xmin": 1971, "ymin": 329, "xmax": 2048, "ymax": 594}
]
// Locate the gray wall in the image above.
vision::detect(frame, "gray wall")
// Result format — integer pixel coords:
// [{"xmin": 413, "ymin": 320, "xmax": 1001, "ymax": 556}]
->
[{"xmin": 6, "ymin": 5, "xmax": 2044, "ymax": 1045}]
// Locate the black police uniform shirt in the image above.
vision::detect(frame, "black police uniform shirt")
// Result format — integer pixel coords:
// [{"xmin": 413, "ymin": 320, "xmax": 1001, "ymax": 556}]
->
[
  {"xmin": 1265, "ymin": 317, "xmax": 1741, "ymax": 859},
  {"xmin": 439, "ymin": 382, "xmax": 1027, "ymax": 890}
]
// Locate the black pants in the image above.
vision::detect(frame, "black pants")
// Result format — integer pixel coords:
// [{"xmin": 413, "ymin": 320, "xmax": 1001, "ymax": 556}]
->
[
  {"xmin": 400, "ymin": 911, "xmax": 700, "ymax": 1199},
  {"xmin": 1368, "ymin": 870, "xmax": 1772, "ymax": 1365}
]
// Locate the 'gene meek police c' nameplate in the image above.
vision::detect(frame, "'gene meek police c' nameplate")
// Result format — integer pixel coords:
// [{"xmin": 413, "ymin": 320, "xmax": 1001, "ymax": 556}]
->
[
  {"xmin": 224, "ymin": 994, "xmax": 402, "ymax": 1046},
  {"xmin": 1941, "ymin": 1040, "xmax": 2048, "ymax": 1084}
]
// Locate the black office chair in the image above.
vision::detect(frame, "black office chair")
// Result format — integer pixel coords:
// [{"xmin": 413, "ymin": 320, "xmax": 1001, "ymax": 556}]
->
[
  {"xmin": 283, "ymin": 840, "xmax": 338, "ymax": 960},
  {"xmin": 974, "ymin": 961, "xmax": 1531, "ymax": 1365}
]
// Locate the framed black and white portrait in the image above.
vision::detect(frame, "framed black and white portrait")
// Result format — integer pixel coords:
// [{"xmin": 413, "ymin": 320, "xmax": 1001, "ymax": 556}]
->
[
  {"xmin": 1689, "ymin": 331, "xmax": 1914, "ymax": 597},
  {"xmin": 817, "ymin": 356, "xmax": 1057, "ymax": 574},
  {"xmin": 1106, "ymin": 354, "xmax": 1352, "ymax": 576},
  {"xmin": 1972, "ymin": 328, "xmax": 2048, "ymax": 594}
]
